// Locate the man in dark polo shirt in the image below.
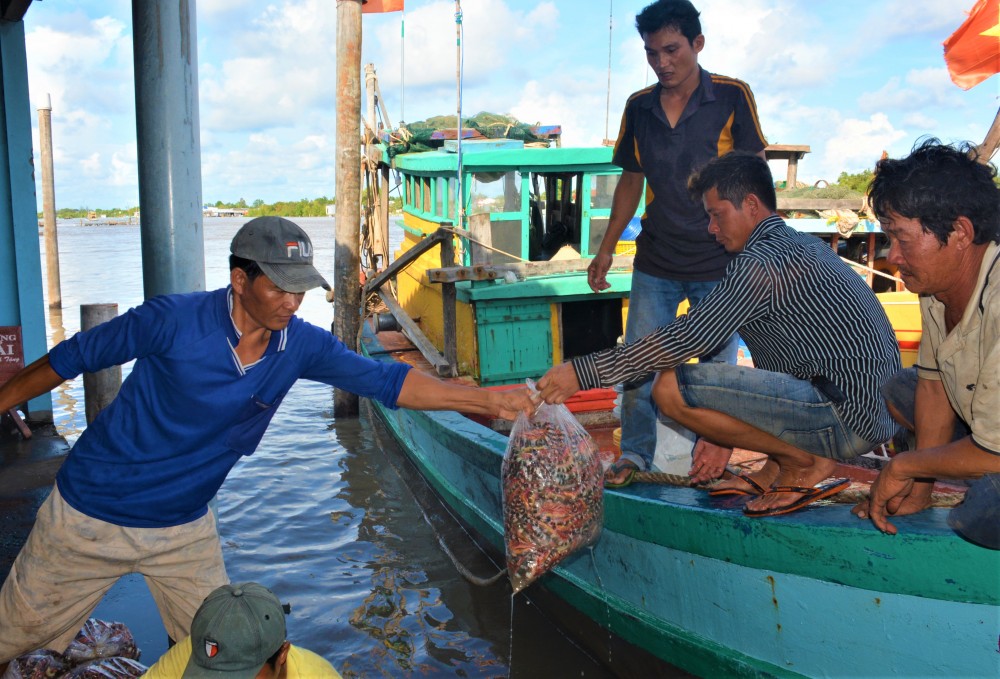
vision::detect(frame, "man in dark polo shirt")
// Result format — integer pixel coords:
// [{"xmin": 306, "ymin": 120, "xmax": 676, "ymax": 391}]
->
[{"xmin": 589, "ymin": 0, "xmax": 768, "ymax": 487}]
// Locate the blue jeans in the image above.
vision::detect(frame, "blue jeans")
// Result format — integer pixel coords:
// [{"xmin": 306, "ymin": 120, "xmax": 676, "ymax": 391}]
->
[
  {"xmin": 880, "ymin": 367, "xmax": 970, "ymax": 451},
  {"xmin": 620, "ymin": 271, "xmax": 739, "ymax": 470},
  {"xmin": 675, "ymin": 363, "xmax": 877, "ymax": 460}
]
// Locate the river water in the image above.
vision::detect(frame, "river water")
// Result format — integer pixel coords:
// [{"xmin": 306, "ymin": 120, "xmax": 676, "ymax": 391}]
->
[{"xmin": 39, "ymin": 217, "xmax": 616, "ymax": 677}]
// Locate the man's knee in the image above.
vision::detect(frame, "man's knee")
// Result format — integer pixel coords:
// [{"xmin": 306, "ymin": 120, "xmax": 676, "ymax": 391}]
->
[{"xmin": 651, "ymin": 369, "xmax": 685, "ymax": 417}]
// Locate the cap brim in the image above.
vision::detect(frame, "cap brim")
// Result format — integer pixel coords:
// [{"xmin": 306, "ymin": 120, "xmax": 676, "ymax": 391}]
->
[
  {"xmin": 182, "ymin": 657, "xmax": 262, "ymax": 679},
  {"xmin": 258, "ymin": 261, "xmax": 331, "ymax": 293}
]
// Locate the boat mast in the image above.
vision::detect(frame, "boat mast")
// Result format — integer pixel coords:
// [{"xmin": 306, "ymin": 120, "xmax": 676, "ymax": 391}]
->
[
  {"xmin": 977, "ymin": 105, "xmax": 1000, "ymax": 162},
  {"xmin": 605, "ymin": 0, "xmax": 613, "ymax": 144}
]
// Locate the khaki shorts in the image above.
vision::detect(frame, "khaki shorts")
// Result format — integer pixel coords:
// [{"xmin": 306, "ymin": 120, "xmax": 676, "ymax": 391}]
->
[{"xmin": 0, "ymin": 484, "xmax": 227, "ymax": 661}]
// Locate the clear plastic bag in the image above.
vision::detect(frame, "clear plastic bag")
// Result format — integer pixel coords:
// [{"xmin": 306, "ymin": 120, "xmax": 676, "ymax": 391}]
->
[
  {"xmin": 63, "ymin": 658, "xmax": 147, "ymax": 679},
  {"xmin": 63, "ymin": 619, "xmax": 140, "ymax": 664},
  {"xmin": 0, "ymin": 650, "xmax": 69, "ymax": 679},
  {"xmin": 502, "ymin": 383, "xmax": 604, "ymax": 594}
]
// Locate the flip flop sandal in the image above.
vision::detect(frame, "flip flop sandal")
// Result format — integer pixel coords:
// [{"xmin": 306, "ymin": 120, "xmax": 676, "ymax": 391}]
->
[
  {"xmin": 743, "ymin": 478, "xmax": 851, "ymax": 517},
  {"xmin": 604, "ymin": 460, "xmax": 639, "ymax": 489},
  {"xmin": 708, "ymin": 469, "xmax": 768, "ymax": 497}
]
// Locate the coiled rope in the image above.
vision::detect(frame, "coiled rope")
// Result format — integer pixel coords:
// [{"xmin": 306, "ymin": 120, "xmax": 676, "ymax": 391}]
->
[{"xmin": 633, "ymin": 471, "xmax": 966, "ymax": 508}]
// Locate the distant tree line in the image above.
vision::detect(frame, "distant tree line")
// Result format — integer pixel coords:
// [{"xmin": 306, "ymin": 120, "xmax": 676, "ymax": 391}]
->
[
  {"xmin": 48, "ymin": 207, "xmax": 138, "ymax": 219},
  {"xmin": 43, "ymin": 196, "xmax": 404, "ymax": 220}
]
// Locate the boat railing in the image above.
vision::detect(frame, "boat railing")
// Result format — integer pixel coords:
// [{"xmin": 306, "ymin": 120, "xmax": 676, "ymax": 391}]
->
[
  {"xmin": 362, "ymin": 223, "xmax": 635, "ymax": 380},
  {"xmin": 363, "ymin": 225, "xmax": 458, "ymax": 377}
]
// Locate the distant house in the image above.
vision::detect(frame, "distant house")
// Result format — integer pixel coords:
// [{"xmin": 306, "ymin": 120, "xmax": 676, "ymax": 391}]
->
[
  {"xmin": 325, "ymin": 204, "xmax": 336, "ymax": 217},
  {"xmin": 203, "ymin": 206, "xmax": 249, "ymax": 217}
]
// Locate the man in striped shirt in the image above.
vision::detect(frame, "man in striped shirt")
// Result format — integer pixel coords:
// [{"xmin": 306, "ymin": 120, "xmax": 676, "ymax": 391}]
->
[{"xmin": 539, "ymin": 152, "xmax": 901, "ymax": 517}]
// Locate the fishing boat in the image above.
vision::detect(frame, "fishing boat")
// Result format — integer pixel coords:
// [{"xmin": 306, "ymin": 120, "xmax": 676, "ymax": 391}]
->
[{"xmin": 354, "ymin": 133, "xmax": 999, "ymax": 677}]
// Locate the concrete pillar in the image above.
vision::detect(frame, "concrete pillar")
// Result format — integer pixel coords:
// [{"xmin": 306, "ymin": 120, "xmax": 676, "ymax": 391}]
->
[
  {"xmin": 131, "ymin": 0, "xmax": 206, "ymax": 299},
  {"xmin": 38, "ymin": 94, "xmax": 62, "ymax": 309},
  {"xmin": 0, "ymin": 19, "xmax": 51, "ymax": 421},
  {"xmin": 81, "ymin": 304, "xmax": 121, "ymax": 424}
]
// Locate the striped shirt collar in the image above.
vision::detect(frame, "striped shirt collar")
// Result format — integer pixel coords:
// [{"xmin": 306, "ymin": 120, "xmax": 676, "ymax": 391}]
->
[{"xmin": 744, "ymin": 214, "xmax": 785, "ymax": 250}]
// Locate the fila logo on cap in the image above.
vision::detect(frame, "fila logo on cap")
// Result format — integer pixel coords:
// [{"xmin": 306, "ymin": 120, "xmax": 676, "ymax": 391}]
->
[
  {"xmin": 285, "ymin": 240, "xmax": 312, "ymax": 259},
  {"xmin": 205, "ymin": 640, "xmax": 219, "ymax": 658}
]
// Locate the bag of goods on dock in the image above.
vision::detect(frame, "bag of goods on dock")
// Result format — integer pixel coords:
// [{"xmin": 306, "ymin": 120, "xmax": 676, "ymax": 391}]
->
[
  {"xmin": 1, "ymin": 650, "xmax": 68, "ymax": 679},
  {"xmin": 64, "ymin": 619, "xmax": 140, "ymax": 664},
  {"xmin": 1, "ymin": 619, "xmax": 146, "ymax": 679},
  {"xmin": 502, "ymin": 387, "xmax": 604, "ymax": 594},
  {"xmin": 63, "ymin": 658, "xmax": 147, "ymax": 679}
]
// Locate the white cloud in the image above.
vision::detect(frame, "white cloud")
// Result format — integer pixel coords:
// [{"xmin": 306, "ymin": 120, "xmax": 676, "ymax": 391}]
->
[
  {"xmin": 860, "ymin": 0, "xmax": 978, "ymax": 41},
  {"xmin": 821, "ymin": 113, "xmax": 908, "ymax": 177},
  {"xmin": 21, "ymin": 0, "xmax": 999, "ymax": 209}
]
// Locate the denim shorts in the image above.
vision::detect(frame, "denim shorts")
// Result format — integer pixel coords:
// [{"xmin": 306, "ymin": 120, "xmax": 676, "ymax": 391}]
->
[
  {"xmin": 880, "ymin": 367, "xmax": 970, "ymax": 451},
  {"xmin": 674, "ymin": 363, "xmax": 876, "ymax": 461}
]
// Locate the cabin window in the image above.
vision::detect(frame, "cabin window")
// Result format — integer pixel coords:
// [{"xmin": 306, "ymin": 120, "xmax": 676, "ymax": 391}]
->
[
  {"xmin": 447, "ymin": 178, "xmax": 459, "ymax": 222},
  {"xmin": 470, "ymin": 170, "xmax": 522, "ymax": 214},
  {"xmin": 435, "ymin": 177, "xmax": 447, "ymax": 218},
  {"xmin": 537, "ymin": 173, "xmax": 581, "ymax": 259},
  {"xmin": 560, "ymin": 297, "xmax": 624, "ymax": 359},
  {"xmin": 592, "ymin": 174, "xmax": 618, "ymax": 209},
  {"xmin": 422, "ymin": 178, "xmax": 432, "ymax": 214},
  {"xmin": 466, "ymin": 171, "xmax": 525, "ymax": 262}
]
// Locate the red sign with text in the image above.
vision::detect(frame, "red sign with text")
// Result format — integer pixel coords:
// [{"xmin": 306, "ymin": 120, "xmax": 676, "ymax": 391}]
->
[{"xmin": 0, "ymin": 326, "xmax": 25, "ymax": 386}]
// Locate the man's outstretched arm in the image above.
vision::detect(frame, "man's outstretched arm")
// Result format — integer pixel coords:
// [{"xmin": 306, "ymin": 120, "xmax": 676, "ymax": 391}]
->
[{"xmin": 0, "ymin": 355, "xmax": 65, "ymax": 413}]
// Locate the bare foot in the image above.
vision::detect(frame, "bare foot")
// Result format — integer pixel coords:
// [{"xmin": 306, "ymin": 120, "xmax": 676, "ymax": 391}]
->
[
  {"xmin": 710, "ymin": 459, "xmax": 779, "ymax": 494},
  {"xmin": 744, "ymin": 456, "xmax": 838, "ymax": 513},
  {"xmin": 604, "ymin": 459, "xmax": 639, "ymax": 488}
]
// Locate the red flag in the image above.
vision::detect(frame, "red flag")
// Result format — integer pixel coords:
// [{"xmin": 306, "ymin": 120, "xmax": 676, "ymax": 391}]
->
[
  {"xmin": 943, "ymin": 0, "xmax": 1000, "ymax": 90},
  {"xmin": 362, "ymin": 0, "xmax": 404, "ymax": 13}
]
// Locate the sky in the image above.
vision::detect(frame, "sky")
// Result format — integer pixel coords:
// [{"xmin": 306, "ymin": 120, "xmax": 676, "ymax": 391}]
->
[{"xmin": 24, "ymin": 0, "xmax": 1000, "ymax": 209}]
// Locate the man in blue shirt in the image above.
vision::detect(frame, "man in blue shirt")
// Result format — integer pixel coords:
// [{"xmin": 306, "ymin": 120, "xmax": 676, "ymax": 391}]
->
[
  {"xmin": 589, "ymin": 0, "xmax": 768, "ymax": 487},
  {"xmin": 0, "ymin": 216, "xmax": 533, "ymax": 663}
]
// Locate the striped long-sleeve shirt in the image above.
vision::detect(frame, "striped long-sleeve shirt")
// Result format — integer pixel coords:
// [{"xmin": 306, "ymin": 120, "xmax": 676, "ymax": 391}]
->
[{"xmin": 572, "ymin": 215, "xmax": 901, "ymax": 444}]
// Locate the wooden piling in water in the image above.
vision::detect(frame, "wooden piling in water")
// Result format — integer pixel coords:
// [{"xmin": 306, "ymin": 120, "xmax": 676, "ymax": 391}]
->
[
  {"xmin": 334, "ymin": 0, "xmax": 363, "ymax": 417},
  {"xmin": 38, "ymin": 93, "xmax": 61, "ymax": 309},
  {"xmin": 81, "ymin": 304, "xmax": 121, "ymax": 424}
]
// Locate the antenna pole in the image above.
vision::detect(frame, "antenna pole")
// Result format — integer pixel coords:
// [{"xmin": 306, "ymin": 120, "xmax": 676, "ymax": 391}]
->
[
  {"xmin": 605, "ymin": 0, "xmax": 613, "ymax": 142},
  {"xmin": 455, "ymin": 1, "xmax": 464, "ymax": 228}
]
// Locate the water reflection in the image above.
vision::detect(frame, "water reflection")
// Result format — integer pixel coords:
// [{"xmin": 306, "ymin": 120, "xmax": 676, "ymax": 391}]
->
[{"xmin": 45, "ymin": 305, "xmax": 83, "ymax": 440}]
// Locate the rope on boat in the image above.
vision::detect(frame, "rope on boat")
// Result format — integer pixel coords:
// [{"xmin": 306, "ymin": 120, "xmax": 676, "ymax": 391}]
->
[
  {"xmin": 633, "ymin": 471, "xmax": 966, "ymax": 508},
  {"xmin": 432, "ymin": 530, "xmax": 507, "ymax": 586}
]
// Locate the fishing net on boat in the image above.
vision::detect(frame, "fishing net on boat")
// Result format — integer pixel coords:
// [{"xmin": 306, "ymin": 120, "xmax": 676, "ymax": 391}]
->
[
  {"xmin": 502, "ymin": 385, "xmax": 604, "ymax": 594},
  {"xmin": 385, "ymin": 111, "xmax": 553, "ymax": 157}
]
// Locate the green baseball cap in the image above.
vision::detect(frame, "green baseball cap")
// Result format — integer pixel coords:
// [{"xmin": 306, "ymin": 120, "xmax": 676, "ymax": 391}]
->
[
  {"xmin": 182, "ymin": 582, "xmax": 287, "ymax": 678},
  {"xmin": 230, "ymin": 216, "xmax": 330, "ymax": 293}
]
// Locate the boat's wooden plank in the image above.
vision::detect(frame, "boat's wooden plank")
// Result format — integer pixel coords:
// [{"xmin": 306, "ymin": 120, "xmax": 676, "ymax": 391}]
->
[
  {"xmin": 376, "ymin": 290, "xmax": 455, "ymax": 377},
  {"xmin": 363, "ymin": 226, "xmax": 448, "ymax": 296},
  {"xmin": 426, "ymin": 255, "xmax": 634, "ymax": 283},
  {"xmin": 776, "ymin": 197, "xmax": 864, "ymax": 210}
]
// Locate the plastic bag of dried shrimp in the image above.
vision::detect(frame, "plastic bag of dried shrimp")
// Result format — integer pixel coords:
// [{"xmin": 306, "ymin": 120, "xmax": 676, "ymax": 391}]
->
[
  {"xmin": 63, "ymin": 619, "xmax": 140, "ymax": 664},
  {"xmin": 63, "ymin": 658, "xmax": 147, "ymax": 679},
  {"xmin": 0, "ymin": 650, "xmax": 69, "ymax": 679},
  {"xmin": 502, "ymin": 383, "xmax": 604, "ymax": 594}
]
